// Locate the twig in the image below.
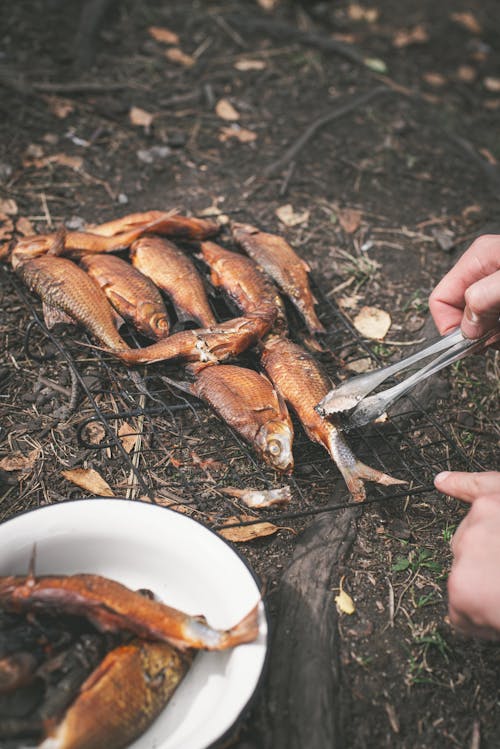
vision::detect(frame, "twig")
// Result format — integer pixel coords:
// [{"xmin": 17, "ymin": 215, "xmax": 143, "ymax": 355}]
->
[
  {"xmin": 212, "ymin": 15, "xmax": 247, "ymax": 48},
  {"xmin": 33, "ymin": 81, "xmax": 131, "ymax": 94},
  {"xmin": 264, "ymin": 86, "xmax": 392, "ymax": 177},
  {"xmin": 279, "ymin": 160, "xmax": 296, "ymax": 197}
]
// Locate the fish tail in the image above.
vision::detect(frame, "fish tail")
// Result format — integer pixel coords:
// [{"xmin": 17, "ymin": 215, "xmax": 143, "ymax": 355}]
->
[{"xmin": 221, "ymin": 602, "xmax": 261, "ymax": 649}]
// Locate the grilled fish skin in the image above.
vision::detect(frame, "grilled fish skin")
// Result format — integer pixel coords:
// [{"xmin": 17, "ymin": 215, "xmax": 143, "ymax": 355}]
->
[
  {"xmin": 79, "ymin": 254, "xmax": 170, "ymax": 340},
  {"xmin": 39, "ymin": 640, "xmax": 193, "ymax": 749},
  {"xmin": 232, "ymin": 222, "xmax": 325, "ymax": 335},
  {"xmin": 107, "ymin": 314, "xmax": 274, "ymax": 366},
  {"xmin": 192, "ymin": 364, "xmax": 294, "ymax": 473},
  {"xmin": 16, "ymin": 256, "xmax": 129, "ymax": 352},
  {"xmin": 89, "ymin": 210, "xmax": 220, "ymax": 240},
  {"xmin": 131, "ymin": 236, "xmax": 216, "ymax": 327},
  {"xmin": 260, "ymin": 337, "xmax": 405, "ymax": 502},
  {"xmin": 0, "ymin": 573, "xmax": 260, "ymax": 652}
]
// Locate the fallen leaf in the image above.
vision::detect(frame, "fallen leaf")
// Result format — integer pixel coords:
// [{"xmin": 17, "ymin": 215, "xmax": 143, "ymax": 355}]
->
[
  {"xmin": 0, "ymin": 449, "xmax": 38, "ymax": 473},
  {"xmin": 479, "ymin": 147, "xmax": 497, "ymax": 165},
  {"xmin": 338, "ymin": 207, "xmax": 362, "ymax": 234},
  {"xmin": 450, "ymin": 11, "xmax": 482, "ymax": 34},
  {"xmin": 483, "ymin": 98, "xmax": 500, "ymax": 111},
  {"xmin": 0, "ymin": 215, "xmax": 14, "ymax": 241},
  {"xmin": 275, "ymin": 203, "xmax": 310, "ymax": 227},
  {"xmin": 61, "ymin": 467, "xmax": 114, "ymax": 496},
  {"xmin": 353, "ymin": 306, "xmax": 391, "ymax": 339},
  {"xmin": 215, "ymin": 98, "xmax": 240, "ymax": 122},
  {"xmin": 219, "ymin": 126, "xmax": 257, "ymax": 143},
  {"xmin": 392, "ymin": 24, "xmax": 429, "ymax": 48},
  {"xmin": 423, "ymin": 72, "xmax": 447, "ymax": 87},
  {"xmin": 234, "ymin": 59, "xmax": 267, "ymax": 71},
  {"xmin": 16, "ymin": 216, "xmax": 35, "ymax": 236},
  {"xmin": 256, "ymin": 0, "xmax": 279, "ymax": 9},
  {"xmin": 484, "ymin": 77, "xmax": 500, "ymax": 93},
  {"xmin": 334, "ymin": 576, "xmax": 356, "ymax": 615},
  {"xmin": 0, "ymin": 198, "xmax": 17, "ymax": 215},
  {"xmin": 129, "ymin": 106, "xmax": 155, "ymax": 130},
  {"xmin": 118, "ymin": 421, "xmax": 138, "ymax": 454},
  {"xmin": 338, "ymin": 294, "xmax": 363, "ymax": 311},
  {"xmin": 28, "ymin": 153, "xmax": 83, "ymax": 171},
  {"xmin": 45, "ymin": 96, "xmax": 75, "ymax": 119},
  {"xmin": 348, "ymin": 4, "xmax": 379, "ymax": 22},
  {"xmin": 165, "ymin": 47, "xmax": 195, "ymax": 67},
  {"xmin": 218, "ymin": 514, "xmax": 280, "ymax": 541},
  {"xmin": 345, "ymin": 357, "xmax": 373, "ymax": 373},
  {"xmin": 363, "ymin": 57, "xmax": 387, "ymax": 73},
  {"xmin": 456, "ymin": 65, "xmax": 476, "ymax": 83},
  {"xmin": 148, "ymin": 26, "xmax": 180, "ymax": 45},
  {"xmin": 81, "ymin": 422, "xmax": 106, "ymax": 446}
]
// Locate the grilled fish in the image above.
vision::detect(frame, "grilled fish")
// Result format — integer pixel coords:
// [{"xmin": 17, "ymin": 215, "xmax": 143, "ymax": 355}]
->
[
  {"xmin": 89, "ymin": 210, "xmax": 220, "ymax": 240},
  {"xmin": 131, "ymin": 236, "xmax": 216, "ymax": 327},
  {"xmin": 232, "ymin": 222, "xmax": 325, "ymax": 335},
  {"xmin": 106, "ymin": 314, "xmax": 274, "ymax": 366},
  {"xmin": 190, "ymin": 364, "xmax": 294, "ymax": 472},
  {"xmin": 260, "ymin": 337, "xmax": 405, "ymax": 502},
  {"xmin": 200, "ymin": 240, "xmax": 288, "ymax": 334},
  {"xmin": 0, "ymin": 573, "xmax": 260, "ymax": 651},
  {"xmin": 16, "ymin": 256, "xmax": 129, "ymax": 351},
  {"xmin": 79, "ymin": 254, "xmax": 170, "ymax": 340},
  {"xmin": 40, "ymin": 640, "xmax": 192, "ymax": 749}
]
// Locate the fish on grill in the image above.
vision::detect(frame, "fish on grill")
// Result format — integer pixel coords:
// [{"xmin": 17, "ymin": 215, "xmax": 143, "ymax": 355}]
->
[
  {"xmin": 79, "ymin": 253, "xmax": 170, "ymax": 340},
  {"xmin": 130, "ymin": 235, "xmax": 216, "ymax": 327},
  {"xmin": 260, "ymin": 336, "xmax": 405, "ymax": 502},
  {"xmin": 232, "ymin": 222, "xmax": 325, "ymax": 335},
  {"xmin": 89, "ymin": 210, "xmax": 220, "ymax": 240}
]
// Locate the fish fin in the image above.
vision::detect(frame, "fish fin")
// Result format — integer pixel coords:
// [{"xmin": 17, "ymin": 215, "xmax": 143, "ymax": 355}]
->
[
  {"xmin": 301, "ymin": 257, "xmax": 311, "ymax": 272},
  {"xmin": 47, "ymin": 227, "xmax": 67, "ymax": 256},
  {"xmin": 42, "ymin": 302, "xmax": 76, "ymax": 329},
  {"xmin": 223, "ymin": 601, "xmax": 260, "ymax": 648},
  {"xmin": 27, "ymin": 544, "xmax": 37, "ymax": 584},
  {"xmin": 110, "ymin": 306, "xmax": 126, "ymax": 331},
  {"xmin": 342, "ymin": 461, "xmax": 407, "ymax": 503},
  {"xmin": 159, "ymin": 374, "xmax": 194, "ymax": 396}
]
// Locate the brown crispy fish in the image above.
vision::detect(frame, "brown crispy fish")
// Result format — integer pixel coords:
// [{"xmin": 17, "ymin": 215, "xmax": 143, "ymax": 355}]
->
[
  {"xmin": 260, "ymin": 336, "xmax": 405, "ymax": 502},
  {"xmin": 232, "ymin": 222, "xmax": 325, "ymax": 335},
  {"xmin": 189, "ymin": 364, "xmax": 294, "ymax": 472},
  {"xmin": 79, "ymin": 254, "xmax": 170, "ymax": 340},
  {"xmin": 89, "ymin": 210, "xmax": 220, "ymax": 240},
  {"xmin": 16, "ymin": 256, "xmax": 129, "ymax": 351},
  {"xmin": 106, "ymin": 314, "xmax": 274, "ymax": 366},
  {"xmin": 131, "ymin": 236, "xmax": 216, "ymax": 327},
  {"xmin": 40, "ymin": 640, "xmax": 192, "ymax": 749},
  {"xmin": 199, "ymin": 241, "xmax": 288, "ymax": 334}
]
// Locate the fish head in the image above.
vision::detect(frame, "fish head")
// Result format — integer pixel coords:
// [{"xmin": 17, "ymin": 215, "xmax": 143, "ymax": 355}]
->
[
  {"xmin": 231, "ymin": 222, "xmax": 260, "ymax": 242},
  {"xmin": 255, "ymin": 420, "xmax": 294, "ymax": 473}
]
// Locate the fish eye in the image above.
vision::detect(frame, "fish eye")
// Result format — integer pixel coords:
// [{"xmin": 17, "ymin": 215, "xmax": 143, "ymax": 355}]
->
[{"xmin": 268, "ymin": 439, "xmax": 281, "ymax": 456}]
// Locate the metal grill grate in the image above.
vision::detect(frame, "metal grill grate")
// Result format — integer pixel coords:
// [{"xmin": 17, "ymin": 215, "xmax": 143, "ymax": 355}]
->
[{"xmin": 3, "ymin": 258, "xmax": 493, "ymax": 528}]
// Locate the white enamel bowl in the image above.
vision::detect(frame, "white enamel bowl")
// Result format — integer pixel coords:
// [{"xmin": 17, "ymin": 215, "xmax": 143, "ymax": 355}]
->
[{"xmin": 0, "ymin": 499, "xmax": 268, "ymax": 749}]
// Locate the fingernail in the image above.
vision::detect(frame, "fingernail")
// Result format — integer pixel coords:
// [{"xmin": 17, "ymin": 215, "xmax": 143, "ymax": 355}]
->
[
  {"xmin": 464, "ymin": 308, "xmax": 479, "ymax": 325},
  {"xmin": 434, "ymin": 471, "xmax": 450, "ymax": 486}
]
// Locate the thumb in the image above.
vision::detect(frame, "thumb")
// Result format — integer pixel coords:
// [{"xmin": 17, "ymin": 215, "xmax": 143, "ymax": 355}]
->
[
  {"xmin": 434, "ymin": 471, "xmax": 500, "ymax": 502},
  {"xmin": 461, "ymin": 270, "xmax": 500, "ymax": 339}
]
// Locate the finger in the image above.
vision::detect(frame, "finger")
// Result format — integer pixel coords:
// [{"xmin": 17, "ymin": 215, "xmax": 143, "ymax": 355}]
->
[
  {"xmin": 434, "ymin": 471, "xmax": 500, "ymax": 502},
  {"xmin": 461, "ymin": 270, "xmax": 500, "ymax": 339}
]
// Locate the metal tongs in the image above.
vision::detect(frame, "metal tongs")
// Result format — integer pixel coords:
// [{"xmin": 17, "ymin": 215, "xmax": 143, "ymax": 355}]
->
[{"xmin": 316, "ymin": 327, "xmax": 499, "ymax": 431}]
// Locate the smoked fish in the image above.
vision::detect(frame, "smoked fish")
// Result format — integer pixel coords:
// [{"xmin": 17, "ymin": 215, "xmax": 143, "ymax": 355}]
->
[{"xmin": 89, "ymin": 210, "xmax": 220, "ymax": 240}]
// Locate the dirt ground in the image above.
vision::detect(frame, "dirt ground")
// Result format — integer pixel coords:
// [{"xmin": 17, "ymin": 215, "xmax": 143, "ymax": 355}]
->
[{"xmin": 1, "ymin": 1, "xmax": 499, "ymax": 748}]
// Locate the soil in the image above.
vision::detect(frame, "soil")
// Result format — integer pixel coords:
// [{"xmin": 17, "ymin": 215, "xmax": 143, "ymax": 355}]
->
[{"xmin": 0, "ymin": 1, "xmax": 499, "ymax": 748}]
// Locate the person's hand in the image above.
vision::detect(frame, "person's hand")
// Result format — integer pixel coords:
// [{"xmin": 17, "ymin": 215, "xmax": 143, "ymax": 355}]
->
[
  {"xmin": 429, "ymin": 234, "xmax": 500, "ymax": 344},
  {"xmin": 434, "ymin": 470, "xmax": 500, "ymax": 639}
]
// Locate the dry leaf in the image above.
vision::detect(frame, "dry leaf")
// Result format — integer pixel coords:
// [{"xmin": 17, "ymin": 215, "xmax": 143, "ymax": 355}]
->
[
  {"xmin": 129, "ymin": 106, "xmax": 154, "ymax": 130},
  {"xmin": 423, "ymin": 72, "xmax": 447, "ymax": 87},
  {"xmin": 234, "ymin": 59, "xmax": 267, "ymax": 71},
  {"xmin": 219, "ymin": 514, "xmax": 280, "ymax": 542},
  {"xmin": 16, "ymin": 216, "xmax": 35, "ymax": 236},
  {"xmin": 82, "ymin": 422, "xmax": 106, "ymax": 446},
  {"xmin": 148, "ymin": 26, "xmax": 180, "ymax": 45},
  {"xmin": 0, "ymin": 449, "xmax": 38, "ymax": 473},
  {"xmin": 118, "ymin": 421, "xmax": 138, "ymax": 454},
  {"xmin": 483, "ymin": 98, "xmax": 500, "ymax": 111},
  {"xmin": 0, "ymin": 216, "xmax": 14, "ymax": 241},
  {"xmin": 215, "ymin": 98, "xmax": 240, "ymax": 122},
  {"xmin": 450, "ymin": 11, "xmax": 482, "ymax": 34},
  {"xmin": 346, "ymin": 357, "xmax": 373, "ymax": 373},
  {"xmin": 256, "ymin": 0, "xmax": 279, "ymax": 9},
  {"xmin": 29, "ymin": 153, "xmax": 83, "ymax": 171},
  {"xmin": 275, "ymin": 204, "xmax": 310, "ymax": 227},
  {"xmin": 392, "ymin": 25, "xmax": 429, "ymax": 48},
  {"xmin": 61, "ymin": 467, "xmax": 114, "ymax": 496},
  {"xmin": 338, "ymin": 294, "xmax": 363, "ymax": 311},
  {"xmin": 45, "ymin": 96, "xmax": 75, "ymax": 119},
  {"xmin": 484, "ymin": 77, "xmax": 500, "ymax": 93},
  {"xmin": 456, "ymin": 65, "xmax": 476, "ymax": 83},
  {"xmin": 334, "ymin": 576, "xmax": 356, "ymax": 615},
  {"xmin": 219, "ymin": 126, "xmax": 257, "ymax": 143},
  {"xmin": 0, "ymin": 198, "xmax": 18, "ymax": 215},
  {"xmin": 165, "ymin": 47, "xmax": 195, "ymax": 67},
  {"xmin": 348, "ymin": 4, "xmax": 379, "ymax": 22},
  {"xmin": 338, "ymin": 207, "xmax": 362, "ymax": 234},
  {"xmin": 479, "ymin": 147, "xmax": 497, "ymax": 166},
  {"xmin": 353, "ymin": 306, "xmax": 391, "ymax": 339}
]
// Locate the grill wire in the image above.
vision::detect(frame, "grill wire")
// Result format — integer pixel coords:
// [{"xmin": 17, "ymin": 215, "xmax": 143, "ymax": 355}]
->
[{"xmin": 4, "ymin": 258, "xmax": 494, "ymax": 530}]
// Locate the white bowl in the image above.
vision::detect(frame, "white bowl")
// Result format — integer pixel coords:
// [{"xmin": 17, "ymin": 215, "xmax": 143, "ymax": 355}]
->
[{"xmin": 0, "ymin": 499, "xmax": 268, "ymax": 749}]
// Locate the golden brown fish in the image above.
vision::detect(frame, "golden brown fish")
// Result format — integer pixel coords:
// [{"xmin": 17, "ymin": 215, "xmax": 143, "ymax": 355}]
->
[
  {"xmin": 0, "ymin": 573, "xmax": 260, "ymax": 651},
  {"xmin": 260, "ymin": 337, "xmax": 405, "ymax": 502},
  {"xmin": 79, "ymin": 254, "xmax": 170, "ymax": 340},
  {"xmin": 106, "ymin": 314, "xmax": 274, "ymax": 366},
  {"xmin": 89, "ymin": 210, "xmax": 220, "ymax": 240},
  {"xmin": 200, "ymin": 241, "xmax": 288, "ymax": 334},
  {"xmin": 232, "ymin": 222, "xmax": 325, "ymax": 335},
  {"xmin": 39, "ymin": 639, "xmax": 192, "ymax": 749},
  {"xmin": 131, "ymin": 236, "xmax": 216, "ymax": 327},
  {"xmin": 16, "ymin": 256, "xmax": 129, "ymax": 352},
  {"xmin": 189, "ymin": 364, "xmax": 294, "ymax": 472}
]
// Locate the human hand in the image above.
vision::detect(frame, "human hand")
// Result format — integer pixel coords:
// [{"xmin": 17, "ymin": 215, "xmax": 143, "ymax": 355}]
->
[
  {"xmin": 434, "ymin": 470, "xmax": 500, "ymax": 639},
  {"xmin": 429, "ymin": 234, "xmax": 500, "ymax": 344}
]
